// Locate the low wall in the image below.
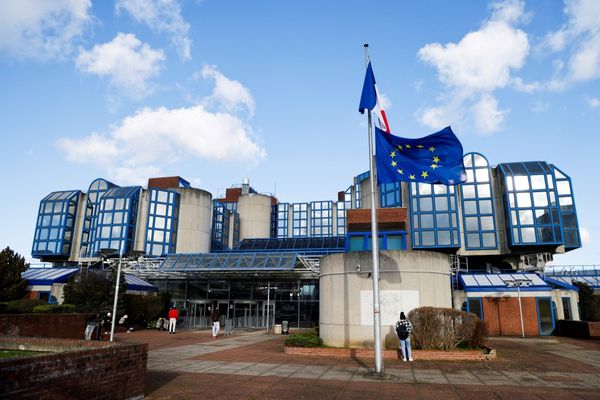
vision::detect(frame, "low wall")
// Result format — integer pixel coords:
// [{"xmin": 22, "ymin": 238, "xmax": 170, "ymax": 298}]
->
[
  {"xmin": 557, "ymin": 320, "xmax": 600, "ymax": 340},
  {"xmin": 0, "ymin": 336, "xmax": 147, "ymax": 400},
  {"xmin": 284, "ymin": 346, "xmax": 495, "ymax": 361},
  {"xmin": 0, "ymin": 313, "xmax": 93, "ymax": 339}
]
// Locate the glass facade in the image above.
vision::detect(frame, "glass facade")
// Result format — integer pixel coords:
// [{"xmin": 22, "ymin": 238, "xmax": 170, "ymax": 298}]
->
[
  {"xmin": 553, "ymin": 166, "xmax": 581, "ymax": 249},
  {"xmin": 410, "ymin": 182, "xmax": 460, "ymax": 248},
  {"xmin": 211, "ymin": 201, "xmax": 231, "ymax": 251},
  {"xmin": 145, "ymin": 189, "xmax": 179, "ymax": 257},
  {"xmin": 336, "ymin": 186, "xmax": 352, "ymax": 236},
  {"xmin": 92, "ymin": 186, "xmax": 141, "ymax": 255},
  {"xmin": 346, "ymin": 231, "xmax": 407, "ymax": 252},
  {"xmin": 272, "ymin": 203, "xmax": 289, "ymax": 238},
  {"xmin": 80, "ymin": 178, "xmax": 116, "ymax": 257},
  {"xmin": 354, "ymin": 171, "xmax": 369, "ymax": 208},
  {"xmin": 291, "ymin": 203, "xmax": 308, "ymax": 237},
  {"xmin": 32, "ymin": 191, "xmax": 81, "ymax": 257},
  {"xmin": 499, "ymin": 162, "xmax": 563, "ymax": 246},
  {"xmin": 379, "ymin": 182, "xmax": 402, "ymax": 208},
  {"xmin": 310, "ymin": 201, "xmax": 333, "ymax": 237},
  {"xmin": 461, "ymin": 153, "xmax": 498, "ymax": 250}
]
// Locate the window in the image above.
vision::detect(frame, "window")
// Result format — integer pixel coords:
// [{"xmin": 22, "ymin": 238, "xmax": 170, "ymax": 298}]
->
[
  {"xmin": 553, "ymin": 167, "xmax": 581, "ymax": 249},
  {"xmin": 466, "ymin": 297, "xmax": 484, "ymax": 320},
  {"xmin": 336, "ymin": 186, "xmax": 352, "ymax": 236},
  {"xmin": 291, "ymin": 203, "xmax": 309, "ymax": 237},
  {"xmin": 460, "ymin": 153, "xmax": 498, "ymax": 250},
  {"xmin": 379, "ymin": 182, "xmax": 402, "ymax": 208},
  {"xmin": 32, "ymin": 190, "xmax": 81, "ymax": 257},
  {"xmin": 410, "ymin": 182, "xmax": 460, "ymax": 248},
  {"xmin": 310, "ymin": 201, "xmax": 333, "ymax": 237},
  {"xmin": 345, "ymin": 231, "xmax": 407, "ymax": 252},
  {"xmin": 562, "ymin": 297, "xmax": 572, "ymax": 320},
  {"xmin": 272, "ymin": 203, "xmax": 289, "ymax": 238},
  {"xmin": 146, "ymin": 189, "xmax": 180, "ymax": 256}
]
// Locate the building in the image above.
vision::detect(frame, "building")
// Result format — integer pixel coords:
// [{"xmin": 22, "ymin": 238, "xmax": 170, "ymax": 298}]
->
[{"xmin": 31, "ymin": 152, "xmax": 582, "ymax": 338}]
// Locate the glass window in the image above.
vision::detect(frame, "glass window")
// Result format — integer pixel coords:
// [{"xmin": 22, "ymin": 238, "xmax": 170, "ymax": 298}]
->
[{"xmin": 467, "ymin": 298, "xmax": 484, "ymax": 320}]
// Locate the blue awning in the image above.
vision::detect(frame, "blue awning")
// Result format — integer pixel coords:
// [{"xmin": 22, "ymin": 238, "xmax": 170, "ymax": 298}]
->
[
  {"xmin": 544, "ymin": 275, "xmax": 599, "ymax": 289},
  {"xmin": 159, "ymin": 252, "xmax": 298, "ymax": 272},
  {"xmin": 543, "ymin": 276, "xmax": 579, "ymax": 291},
  {"xmin": 22, "ymin": 268, "xmax": 78, "ymax": 285},
  {"xmin": 459, "ymin": 273, "xmax": 551, "ymax": 292},
  {"xmin": 125, "ymin": 274, "xmax": 158, "ymax": 291}
]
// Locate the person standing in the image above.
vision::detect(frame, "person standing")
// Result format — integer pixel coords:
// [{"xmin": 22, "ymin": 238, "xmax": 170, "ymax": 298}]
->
[
  {"xmin": 395, "ymin": 311, "xmax": 414, "ymax": 362},
  {"xmin": 211, "ymin": 306, "xmax": 220, "ymax": 338},
  {"xmin": 168, "ymin": 306, "xmax": 179, "ymax": 334}
]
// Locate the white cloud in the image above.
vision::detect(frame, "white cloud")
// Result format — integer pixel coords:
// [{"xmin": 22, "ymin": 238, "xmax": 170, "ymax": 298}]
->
[
  {"xmin": 580, "ymin": 226, "xmax": 591, "ymax": 245},
  {"xmin": 0, "ymin": 0, "xmax": 92, "ymax": 60},
  {"xmin": 116, "ymin": 0, "xmax": 191, "ymax": 60},
  {"xmin": 587, "ymin": 96, "xmax": 600, "ymax": 109},
  {"xmin": 76, "ymin": 33, "xmax": 165, "ymax": 99},
  {"xmin": 417, "ymin": 0, "xmax": 529, "ymax": 134},
  {"xmin": 377, "ymin": 92, "xmax": 392, "ymax": 110},
  {"xmin": 199, "ymin": 65, "xmax": 256, "ymax": 115},
  {"xmin": 57, "ymin": 68, "xmax": 266, "ymax": 183},
  {"xmin": 541, "ymin": 0, "xmax": 600, "ymax": 84}
]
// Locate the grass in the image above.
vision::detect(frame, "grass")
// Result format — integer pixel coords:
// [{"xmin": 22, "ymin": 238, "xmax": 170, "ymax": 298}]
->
[{"xmin": 0, "ymin": 349, "xmax": 49, "ymax": 359}]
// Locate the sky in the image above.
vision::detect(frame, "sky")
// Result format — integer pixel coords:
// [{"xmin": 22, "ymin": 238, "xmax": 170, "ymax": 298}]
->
[{"xmin": 0, "ymin": 0, "xmax": 598, "ymax": 266}]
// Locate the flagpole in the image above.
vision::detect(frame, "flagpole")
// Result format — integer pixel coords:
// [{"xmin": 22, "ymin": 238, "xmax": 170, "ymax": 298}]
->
[{"xmin": 363, "ymin": 43, "xmax": 383, "ymax": 375}]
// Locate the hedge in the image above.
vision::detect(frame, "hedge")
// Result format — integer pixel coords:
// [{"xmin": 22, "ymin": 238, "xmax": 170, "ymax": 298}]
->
[
  {"xmin": 32, "ymin": 304, "xmax": 76, "ymax": 314},
  {"xmin": 284, "ymin": 330, "xmax": 323, "ymax": 348},
  {"xmin": 408, "ymin": 307, "xmax": 484, "ymax": 350}
]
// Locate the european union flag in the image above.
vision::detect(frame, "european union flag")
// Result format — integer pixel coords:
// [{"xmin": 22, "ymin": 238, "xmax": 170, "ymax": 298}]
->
[{"xmin": 375, "ymin": 126, "xmax": 467, "ymax": 186}]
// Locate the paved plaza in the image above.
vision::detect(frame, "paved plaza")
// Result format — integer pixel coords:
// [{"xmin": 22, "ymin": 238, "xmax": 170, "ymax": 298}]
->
[{"xmin": 119, "ymin": 329, "xmax": 600, "ymax": 399}]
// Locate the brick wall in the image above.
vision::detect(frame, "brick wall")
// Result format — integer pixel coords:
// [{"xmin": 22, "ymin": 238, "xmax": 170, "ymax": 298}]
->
[
  {"xmin": 346, "ymin": 208, "xmax": 408, "ymax": 232},
  {"xmin": 588, "ymin": 321, "xmax": 600, "ymax": 339},
  {"xmin": 0, "ymin": 336, "xmax": 146, "ymax": 400},
  {"xmin": 482, "ymin": 297, "xmax": 541, "ymax": 336},
  {"xmin": 0, "ymin": 313, "xmax": 93, "ymax": 339},
  {"xmin": 284, "ymin": 346, "xmax": 495, "ymax": 361}
]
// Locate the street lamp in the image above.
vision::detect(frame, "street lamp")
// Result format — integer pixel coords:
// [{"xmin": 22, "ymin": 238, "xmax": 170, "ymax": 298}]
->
[
  {"xmin": 502, "ymin": 277, "xmax": 533, "ymax": 338},
  {"xmin": 259, "ymin": 282, "xmax": 278, "ymax": 332}
]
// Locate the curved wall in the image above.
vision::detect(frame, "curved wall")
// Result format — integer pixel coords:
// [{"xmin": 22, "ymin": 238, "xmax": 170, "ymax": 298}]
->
[
  {"xmin": 319, "ymin": 250, "xmax": 451, "ymax": 349},
  {"xmin": 237, "ymin": 193, "xmax": 272, "ymax": 240},
  {"xmin": 174, "ymin": 188, "xmax": 212, "ymax": 253}
]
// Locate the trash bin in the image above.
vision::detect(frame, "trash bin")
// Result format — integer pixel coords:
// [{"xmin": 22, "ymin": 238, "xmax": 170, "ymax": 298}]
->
[
  {"xmin": 273, "ymin": 324, "xmax": 282, "ymax": 334},
  {"xmin": 282, "ymin": 320, "xmax": 289, "ymax": 334}
]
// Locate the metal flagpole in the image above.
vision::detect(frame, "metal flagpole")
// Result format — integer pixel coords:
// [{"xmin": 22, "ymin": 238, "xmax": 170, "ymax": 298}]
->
[
  {"xmin": 364, "ymin": 43, "xmax": 383, "ymax": 375},
  {"xmin": 109, "ymin": 242, "xmax": 124, "ymax": 342}
]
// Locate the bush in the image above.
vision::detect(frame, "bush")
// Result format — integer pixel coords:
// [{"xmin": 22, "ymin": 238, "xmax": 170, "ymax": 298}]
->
[
  {"xmin": 124, "ymin": 294, "xmax": 164, "ymax": 325},
  {"xmin": 32, "ymin": 304, "xmax": 76, "ymax": 314},
  {"xmin": 0, "ymin": 302, "xmax": 7, "ymax": 314},
  {"xmin": 408, "ymin": 307, "xmax": 484, "ymax": 350},
  {"xmin": 6, "ymin": 299, "xmax": 45, "ymax": 314},
  {"xmin": 284, "ymin": 330, "xmax": 323, "ymax": 348}
]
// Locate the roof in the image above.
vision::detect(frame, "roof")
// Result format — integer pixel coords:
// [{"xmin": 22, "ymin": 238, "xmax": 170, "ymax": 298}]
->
[
  {"xmin": 543, "ymin": 276, "xmax": 579, "ymax": 291},
  {"xmin": 545, "ymin": 275, "xmax": 600, "ymax": 289},
  {"xmin": 125, "ymin": 274, "xmax": 158, "ymax": 291},
  {"xmin": 229, "ymin": 237, "xmax": 345, "ymax": 254},
  {"xmin": 459, "ymin": 273, "xmax": 551, "ymax": 292},
  {"xmin": 159, "ymin": 252, "xmax": 298, "ymax": 272},
  {"xmin": 22, "ymin": 268, "xmax": 78, "ymax": 285}
]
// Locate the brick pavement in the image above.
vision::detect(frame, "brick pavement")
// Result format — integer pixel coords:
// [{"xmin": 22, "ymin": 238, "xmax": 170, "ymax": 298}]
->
[{"xmin": 118, "ymin": 329, "xmax": 600, "ymax": 399}]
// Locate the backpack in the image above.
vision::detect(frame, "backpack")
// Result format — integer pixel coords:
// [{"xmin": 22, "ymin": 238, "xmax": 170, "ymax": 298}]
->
[{"xmin": 396, "ymin": 321, "xmax": 409, "ymax": 340}]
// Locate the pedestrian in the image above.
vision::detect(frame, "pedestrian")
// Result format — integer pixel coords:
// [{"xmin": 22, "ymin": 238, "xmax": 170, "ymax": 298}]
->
[
  {"xmin": 395, "ymin": 311, "xmax": 414, "ymax": 362},
  {"xmin": 211, "ymin": 306, "xmax": 220, "ymax": 338},
  {"xmin": 168, "ymin": 306, "xmax": 179, "ymax": 334},
  {"xmin": 84, "ymin": 313, "xmax": 99, "ymax": 340},
  {"xmin": 101, "ymin": 312, "xmax": 112, "ymax": 340}
]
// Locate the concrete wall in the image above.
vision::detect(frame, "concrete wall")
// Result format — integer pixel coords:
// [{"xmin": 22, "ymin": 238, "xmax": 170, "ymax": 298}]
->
[
  {"xmin": 552, "ymin": 289, "xmax": 580, "ymax": 320},
  {"xmin": 237, "ymin": 193, "xmax": 272, "ymax": 240},
  {"xmin": 319, "ymin": 250, "xmax": 451, "ymax": 349},
  {"xmin": 175, "ymin": 188, "xmax": 212, "ymax": 253},
  {"xmin": 134, "ymin": 188, "xmax": 150, "ymax": 253}
]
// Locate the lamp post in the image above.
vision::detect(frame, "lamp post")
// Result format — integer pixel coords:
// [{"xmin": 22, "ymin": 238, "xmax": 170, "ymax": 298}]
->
[
  {"xmin": 259, "ymin": 282, "xmax": 278, "ymax": 332},
  {"xmin": 502, "ymin": 277, "xmax": 533, "ymax": 338}
]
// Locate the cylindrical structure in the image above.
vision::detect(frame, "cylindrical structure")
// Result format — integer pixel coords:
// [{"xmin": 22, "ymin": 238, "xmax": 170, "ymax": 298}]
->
[
  {"xmin": 174, "ymin": 188, "xmax": 213, "ymax": 253},
  {"xmin": 319, "ymin": 250, "xmax": 452, "ymax": 349},
  {"xmin": 237, "ymin": 193, "xmax": 272, "ymax": 240}
]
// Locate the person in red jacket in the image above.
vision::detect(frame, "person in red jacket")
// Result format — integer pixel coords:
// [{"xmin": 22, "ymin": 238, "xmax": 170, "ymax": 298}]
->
[{"xmin": 168, "ymin": 306, "xmax": 179, "ymax": 334}]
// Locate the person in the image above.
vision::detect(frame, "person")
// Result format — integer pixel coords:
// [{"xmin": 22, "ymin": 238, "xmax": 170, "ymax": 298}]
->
[
  {"xmin": 84, "ymin": 314, "xmax": 99, "ymax": 340},
  {"xmin": 101, "ymin": 312, "xmax": 112, "ymax": 340},
  {"xmin": 211, "ymin": 306, "xmax": 220, "ymax": 338},
  {"xmin": 119, "ymin": 314, "xmax": 132, "ymax": 333},
  {"xmin": 395, "ymin": 311, "xmax": 414, "ymax": 362},
  {"xmin": 168, "ymin": 306, "xmax": 179, "ymax": 334}
]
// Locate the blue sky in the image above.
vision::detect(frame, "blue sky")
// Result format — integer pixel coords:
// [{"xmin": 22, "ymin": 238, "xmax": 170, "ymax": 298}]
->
[{"xmin": 0, "ymin": 0, "xmax": 598, "ymax": 265}]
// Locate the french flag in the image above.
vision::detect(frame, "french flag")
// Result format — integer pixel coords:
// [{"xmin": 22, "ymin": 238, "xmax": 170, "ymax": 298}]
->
[{"xmin": 358, "ymin": 61, "xmax": 391, "ymax": 133}]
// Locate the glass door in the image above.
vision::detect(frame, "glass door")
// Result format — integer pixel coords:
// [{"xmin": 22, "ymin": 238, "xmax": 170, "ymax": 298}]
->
[{"xmin": 537, "ymin": 297, "xmax": 555, "ymax": 335}]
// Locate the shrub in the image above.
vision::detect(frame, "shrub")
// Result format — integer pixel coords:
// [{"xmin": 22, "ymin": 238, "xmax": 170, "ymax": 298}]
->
[
  {"xmin": 32, "ymin": 304, "xmax": 76, "ymax": 314},
  {"xmin": 284, "ymin": 330, "xmax": 323, "ymax": 348},
  {"xmin": 6, "ymin": 299, "xmax": 45, "ymax": 314},
  {"xmin": 124, "ymin": 294, "xmax": 164, "ymax": 325},
  {"xmin": 408, "ymin": 307, "xmax": 484, "ymax": 350},
  {"xmin": 0, "ymin": 302, "xmax": 7, "ymax": 314}
]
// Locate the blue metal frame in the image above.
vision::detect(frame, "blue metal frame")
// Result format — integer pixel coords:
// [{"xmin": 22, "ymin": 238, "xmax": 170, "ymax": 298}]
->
[
  {"xmin": 79, "ymin": 178, "xmax": 117, "ymax": 257},
  {"xmin": 272, "ymin": 203, "xmax": 289, "ymax": 238},
  {"xmin": 145, "ymin": 189, "xmax": 180, "ymax": 257},
  {"xmin": 38, "ymin": 291, "xmax": 58, "ymax": 304},
  {"xmin": 336, "ymin": 186, "xmax": 352, "ymax": 236},
  {"xmin": 409, "ymin": 182, "xmax": 460, "ymax": 249},
  {"xmin": 354, "ymin": 171, "xmax": 369, "ymax": 209},
  {"xmin": 561, "ymin": 296, "xmax": 573, "ymax": 320},
  {"xmin": 535, "ymin": 296, "xmax": 556, "ymax": 336},
  {"xmin": 159, "ymin": 252, "xmax": 299, "ymax": 271},
  {"xmin": 466, "ymin": 297, "xmax": 484, "ymax": 320},
  {"xmin": 32, "ymin": 190, "xmax": 81, "ymax": 258},
  {"xmin": 228, "ymin": 236, "xmax": 345, "ymax": 255},
  {"xmin": 552, "ymin": 166, "xmax": 581, "ymax": 250},
  {"xmin": 211, "ymin": 201, "xmax": 231, "ymax": 251},
  {"xmin": 460, "ymin": 153, "xmax": 498, "ymax": 250},
  {"xmin": 92, "ymin": 186, "xmax": 141, "ymax": 256},
  {"xmin": 499, "ymin": 162, "xmax": 563, "ymax": 246},
  {"xmin": 379, "ymin": 182, "xmax": 402, "ymax": 208},
  {"xmin": 291, "ymin": 203, "xmax": 308, "ymax": 237},
  {"xmin": 345, "ymin": 231, "xmax": 407, "ymax": 252},
  {"xmin": 310, "ymin": 201, "xmax": 333, "ymax": 237}
]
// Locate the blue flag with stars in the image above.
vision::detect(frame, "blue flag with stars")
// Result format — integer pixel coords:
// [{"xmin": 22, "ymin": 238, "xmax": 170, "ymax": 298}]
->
[{"xmin": 375, "ymin": 126, "xmax": 467, "ymax": 186}]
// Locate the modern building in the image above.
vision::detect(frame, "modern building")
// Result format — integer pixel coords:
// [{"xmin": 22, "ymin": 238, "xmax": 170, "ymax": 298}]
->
[{"xmin": 31, "ymin": 152, "xmax": 582, "ymax": 338}]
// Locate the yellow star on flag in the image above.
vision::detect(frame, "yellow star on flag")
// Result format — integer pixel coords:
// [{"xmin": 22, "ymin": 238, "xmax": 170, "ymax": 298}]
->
[
  {"xmin": 397, "ymin": 144, "xmax": 403, "ymax": 151},
  {"xmin": 431, "ymin": 164, "xmax": 439, "ymax": 169},
  {"xmin": 390, "ymin": 151, "xmax": 396, "ymax": 158},
  {"xmin": 397, "ymin": 169, "xmax": 404, "ymax": 174},
  {"xmin": 417, "ymin": 144, "xmax": 424, "ymax": 148},
  {"xmin": 409, "ymin": 174, "xmax": 416, "ymax": 180},
  {"xmin": 429, "ymin": 146, "xmax": 436, "ymax": 152},
  {"xmin": 391, "ymin": 161, "xmax": 397, "ymax": 167},
  {"xmin": 421, "ymin": 171, "xmax": 429, "ymax": 178},
  {"xmin": 405, "ymin": 144, "xmax": 412, "ymax": 149},
  {"xmin": 433, "ymin": 156, "xmax": 440, "ymax": 163}
]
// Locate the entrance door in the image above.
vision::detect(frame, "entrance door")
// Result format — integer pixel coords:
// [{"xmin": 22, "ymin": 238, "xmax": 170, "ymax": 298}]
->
[
  {"xmin": 537, "ymin": 297, "xmax": 555, "ymax": 335},
  {"xmin": 262, "ymin": 301, "xmax": 275, "ymax": 328},
  {"xmin": 188, "ymin": 301, "xmax": 211, "ymax": 328}
]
